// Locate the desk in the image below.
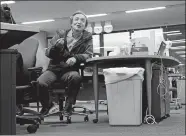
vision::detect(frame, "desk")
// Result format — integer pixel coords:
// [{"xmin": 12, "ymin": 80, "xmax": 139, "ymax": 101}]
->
[
  {"xmin": 0, "ymin": 23, "xmax": 39, "ymax": 135},
  {"xmin": 86, "ymin": 55, "xmax": 179, "ymax": 123},
  {"xmin": 0, "ymin": 22, "xmax": 39, "ymax": 49}
]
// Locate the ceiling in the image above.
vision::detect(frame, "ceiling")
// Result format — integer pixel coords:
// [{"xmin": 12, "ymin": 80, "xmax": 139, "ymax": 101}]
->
[
  {"xmin": 167, "ymin": 24, "xmax": 185, "ymax": 64},
  {"xmin": 7, "ymin": 1, "xmax": 186, "ymax": 64},
  {"xmin": 9, "ymin": 1, "xmax": 185, "ymax": 35}
]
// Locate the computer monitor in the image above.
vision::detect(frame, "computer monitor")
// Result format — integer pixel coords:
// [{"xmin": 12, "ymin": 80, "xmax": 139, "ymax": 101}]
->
[{"xmin": 157, "ymin": 41, "xmax": 167, "ymax": 56}]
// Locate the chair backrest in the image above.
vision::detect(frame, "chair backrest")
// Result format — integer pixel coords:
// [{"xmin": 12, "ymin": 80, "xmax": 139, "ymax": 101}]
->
[{"xmin": 9, "ymin": 38, "xmax": 39, "ymax": 84}]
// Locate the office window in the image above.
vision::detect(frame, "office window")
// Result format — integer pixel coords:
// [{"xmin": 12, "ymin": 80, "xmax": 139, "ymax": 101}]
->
[
  {"xmin": 93, "ymin": 35, "xmax": 100, "ymax": 53},
  {"xmin": 103, "ymin": 32, "xmax": 130, "ymax": 56}
]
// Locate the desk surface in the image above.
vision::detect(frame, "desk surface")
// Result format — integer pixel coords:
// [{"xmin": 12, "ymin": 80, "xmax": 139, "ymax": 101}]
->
[
  {"xmin": 1, "ymin": 22, "xmax": 39, "ymax": 32},
  {"xmin": 0, "ymin": 23, "xmax": 39, "ymax": 49},
  {"xmin": 87, "ymin": 55, "xmax": 180, "ymax": 67}
]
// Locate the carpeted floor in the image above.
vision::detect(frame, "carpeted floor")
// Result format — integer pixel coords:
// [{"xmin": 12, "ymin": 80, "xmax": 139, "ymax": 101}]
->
[{"xmin": 16, "ymin": 103, "xmax": 185, "ymax": 136}]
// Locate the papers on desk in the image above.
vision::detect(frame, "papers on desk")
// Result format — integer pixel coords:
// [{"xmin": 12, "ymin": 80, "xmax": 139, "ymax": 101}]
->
[{"xmin": 108, "ymin": 44, "xmax": 131, "ymax": 56}]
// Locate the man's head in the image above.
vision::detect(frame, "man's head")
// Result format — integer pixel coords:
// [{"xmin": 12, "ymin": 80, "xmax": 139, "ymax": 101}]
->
[{"xmin": 70, "ymin": 11, "xmax": 88, "ymax": 32}]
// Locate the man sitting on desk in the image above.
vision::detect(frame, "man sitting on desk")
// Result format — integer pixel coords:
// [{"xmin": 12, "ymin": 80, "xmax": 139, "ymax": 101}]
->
[{"xmin": 37, "ymin": 11, "xmax": 93, "ymax": 116}]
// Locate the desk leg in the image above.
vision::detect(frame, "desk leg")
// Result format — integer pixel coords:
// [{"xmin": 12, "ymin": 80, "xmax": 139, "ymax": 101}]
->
[
  {"xmin": 145, "ymin": 60, "xmax": 152, "ymax": 115},
  {"xmin": 92, "ymin": 63, "xmax": 99, "ymax": 123}
]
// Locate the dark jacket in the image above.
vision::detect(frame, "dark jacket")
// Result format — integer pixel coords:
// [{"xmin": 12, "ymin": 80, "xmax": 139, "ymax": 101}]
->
[{"xmin": 46, "ymin": 29, "xmax": 93, "ymax": 76}]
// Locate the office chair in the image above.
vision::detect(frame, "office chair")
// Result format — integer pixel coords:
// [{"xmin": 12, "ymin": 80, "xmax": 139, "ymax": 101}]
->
[
  {"xmin": 43, "ymin": 53, "xmax": 104, "ymax": 123},
  {"xmin": 10, "ymin": 38, "xmax": 46, "ymax": 133},
  {"xmin": 44, "ymin": 63, "xmax": 93, "ymax": 124}
]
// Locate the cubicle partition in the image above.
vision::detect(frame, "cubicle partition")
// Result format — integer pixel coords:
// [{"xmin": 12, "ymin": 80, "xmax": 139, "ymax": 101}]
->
[{"xmin": 0, "ymin": 50, "xmax": 17, "ymax": 135}]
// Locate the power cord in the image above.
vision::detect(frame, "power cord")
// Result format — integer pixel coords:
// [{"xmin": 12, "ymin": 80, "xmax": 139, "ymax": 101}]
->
[
  {"xmin": 155, "ymin": 56, "xmax": 169, "ymax": 101},
  {"xmin": 143, "ymin": 61, "xmax": 158, "ymax": 124},
  {"xmin": 144, "ymin": 107, "xmax": 157, "ymax": 124}
]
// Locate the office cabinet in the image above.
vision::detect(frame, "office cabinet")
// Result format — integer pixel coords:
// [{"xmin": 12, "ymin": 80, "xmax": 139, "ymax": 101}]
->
[{"xmin": 0, "ymin": 49, "xmax": 17, "ymax": 135}]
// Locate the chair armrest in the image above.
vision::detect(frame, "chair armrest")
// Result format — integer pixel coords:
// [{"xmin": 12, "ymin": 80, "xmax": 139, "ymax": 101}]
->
[
  {"xmin": 28, "ymin": 67, "xmax": 43, "ymax": 80},
  {"xmin": 28, "ymin": 66, "xmax": 43, "ymax": 71}
]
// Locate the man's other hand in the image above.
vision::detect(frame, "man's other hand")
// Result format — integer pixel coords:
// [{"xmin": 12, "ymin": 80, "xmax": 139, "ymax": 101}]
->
[
  {"xmin": 55, "ymin": 38, "xmax": 64, "ymax": 48},
  {"xmin": 66, "ymin": 57, "xmax": 77, "ymax": 66}
]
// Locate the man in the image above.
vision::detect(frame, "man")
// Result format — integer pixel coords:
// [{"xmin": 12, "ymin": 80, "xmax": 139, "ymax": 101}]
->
[{"xmin": 37, "ymin": 11, "xmax": 93, "ymax": 116}]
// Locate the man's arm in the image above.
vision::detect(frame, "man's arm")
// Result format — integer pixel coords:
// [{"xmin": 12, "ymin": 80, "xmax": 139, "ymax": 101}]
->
[{"xmin": 73, "ymin": 38, "xmax": 93, "ymax": 64}]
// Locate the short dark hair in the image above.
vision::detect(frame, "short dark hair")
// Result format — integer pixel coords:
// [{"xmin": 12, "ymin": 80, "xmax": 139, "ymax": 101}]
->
[{"xmin": 70, "ymin": 11, "xmax": 88, "ymax": 28}]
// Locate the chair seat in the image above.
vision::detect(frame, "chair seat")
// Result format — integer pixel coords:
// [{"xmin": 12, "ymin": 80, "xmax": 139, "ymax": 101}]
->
[
  {"xmin": 16, "ymin": 85, "xmax": 31, "ymax": 90},
  {"xmin": 51, "ymin": 81, "xmax": 66, "ymax": 89},
  {"xmin": 52, "ymin": 89, "xmax": 66, "ymax": 94}
]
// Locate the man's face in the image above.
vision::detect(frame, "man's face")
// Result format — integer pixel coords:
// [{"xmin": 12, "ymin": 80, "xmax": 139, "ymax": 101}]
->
[{"xmin": 71, "ymin": 14, "xmax": 86, "ymax": 32}]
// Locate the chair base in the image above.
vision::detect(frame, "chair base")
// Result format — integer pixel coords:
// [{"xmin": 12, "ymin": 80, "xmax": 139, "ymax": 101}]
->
[
  {"xmin": 44, "ymin": 110, "xmax": 89, "ymax": 124},
  {"xmin": 16, "ymin": 116, "xmax": 40, "ymax": 133}
]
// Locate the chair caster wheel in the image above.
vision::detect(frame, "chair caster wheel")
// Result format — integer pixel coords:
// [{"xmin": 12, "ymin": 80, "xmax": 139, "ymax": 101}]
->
[
  {"xmin": 60, "ymin": 115, "xmax": 63, "ymax": 121},
  {"xmin": 179, "ymin": 105, "xmax": 182, "ymax": 108},
  {"xmin": 84, "ymin": 116, "xmax": 89, "ymax": 122},
  {"xmin": 36, "ymin": 123, "xmax": 39, "ymax": 129},
  {"xmin": 166, "ymin": 114, "xmax": 170, "ymax": 117},
  {"xmin": 67, "ymin": 117, "xmax": 71, "ymax": 124},
  {"xmin": 36, "ymin": 118, "xmax": 41, "ymax": 124},
  {"xmin": 175, "ymin": 106, "xmax": 179, "ymax": 110},
  {"xmin": 146, "ymin": 117, "xmax": 154, "ymax": 124},
  {"xmin": 27, "ymin": 125, "xmax": 38, "ymax": 133},
  {"xmin": 93, "ymin": 119, "xmax": 98, "ymax": 123},
  {"xmin": 20, "ymin": 123, "xmax": 24, "ymax": 126},
  {"xmin": 83, "ymin": 109, "xmax": 86, "ymax": 113}
]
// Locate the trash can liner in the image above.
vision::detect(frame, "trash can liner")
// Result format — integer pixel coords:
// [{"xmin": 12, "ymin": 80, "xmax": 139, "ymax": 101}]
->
[{"xmin": 103, "ymin": 67, "xmax": 145, "ymax": 84}]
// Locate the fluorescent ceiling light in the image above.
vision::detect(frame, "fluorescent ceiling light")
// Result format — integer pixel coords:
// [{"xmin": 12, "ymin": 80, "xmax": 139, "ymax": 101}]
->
[
  {"xmin": 171, "ymin": 39, "xmax": 185, "ymax": 43},
  {"xmin": 170, "ymin": 46, "xmax": 185, "ymax": 50},
  {"xmin": 167, "ymin": 32, "xmax": 182, "ymax": 36},
  {"xmin": 163, "ymin": 30, "xmax": 180, "ymax": 34},
  {"xmin": 21, "ymin": 19, "xmax": 55, "ymax": 24},
  {"xmin": 172, "ymin": 41, "xmax": 185, "ymax": 43},
  {"xmin": 172, "ymin": 39, "xmax": 185, "ymax": 42},
  {"xmin": 172, "ymin": 41, "xmax": 185, "ymax": 44},
  {"xmin": 180, "ymin": 55, "xmax": 185, "ymax": 57},
  {"xmin": 86, "ymin": 13, "xmax": 107, "ymax": 18},
  {"xmin": 125, "ymin": 6, "xmax": 166, "ymax": 13},
  {"xmin": 179, "ymin": 63, "xmax": 185, "ymax": 66},
  {"xmin": 175, "ymin": 51, "xmax": 185, "ymax": 54},
  {"xmin": 1, "ymin": 1, "xmax": 15, "ymax": 4}
]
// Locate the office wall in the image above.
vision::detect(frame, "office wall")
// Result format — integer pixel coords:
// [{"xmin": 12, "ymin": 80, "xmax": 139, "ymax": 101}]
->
[{"xmin": 31, "ymin": 31, "xmax": 50, "ymax": 71}]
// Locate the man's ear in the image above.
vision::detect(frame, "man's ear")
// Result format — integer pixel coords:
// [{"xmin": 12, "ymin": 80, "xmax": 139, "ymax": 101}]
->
[{"xmin": 70, "ymin": 16, "xmax": 73, "ymax": 25}]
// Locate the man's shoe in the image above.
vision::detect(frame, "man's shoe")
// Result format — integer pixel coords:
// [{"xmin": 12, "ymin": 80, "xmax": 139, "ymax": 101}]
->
[
  {"xmin": 62, "ymin": 110, "xmax": 72, "ymax": 117},
  {"xmin": 63, "ymin": 102, "xmax": 73, "ymax": 117},
  {"xmin": 40, "ymin": 107, "xmax": 50, "ymax": 115},
  {"xmin": 48, "ymin": 103, "xmax": 59, "ymax": 114},
  {"xmin": 40, "ymin": 102, "xmax": 54, "ymax": 115}
]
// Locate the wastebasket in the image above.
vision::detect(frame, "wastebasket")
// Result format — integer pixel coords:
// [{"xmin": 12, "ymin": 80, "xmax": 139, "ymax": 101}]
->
[{"xmin": 103, "ymin": 67, "xmax": 145, "ymax": 126}]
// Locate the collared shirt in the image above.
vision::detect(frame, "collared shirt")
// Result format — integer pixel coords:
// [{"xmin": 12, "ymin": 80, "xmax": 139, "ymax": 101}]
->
[{"xmin": 67, "ymin": 29, "xmax": 82, "ymax": 52}]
